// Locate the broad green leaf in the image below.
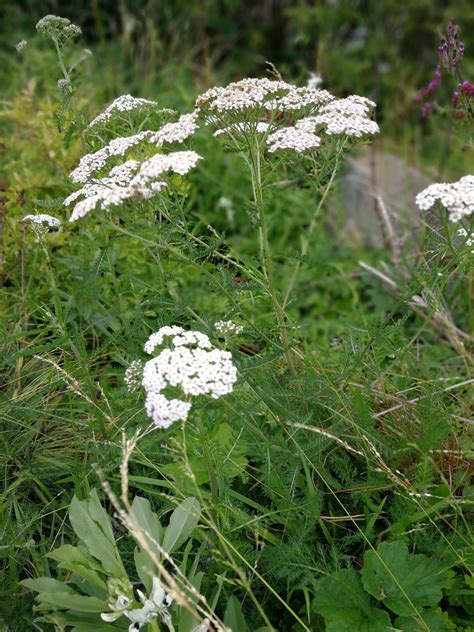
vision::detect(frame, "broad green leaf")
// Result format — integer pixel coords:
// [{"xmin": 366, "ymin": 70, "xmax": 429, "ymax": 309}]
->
[
  {"xmin": 47, "ymin": 544, "xmax": 107, "ymax": 589},
  {"xmin": 362, "ymin": 541, "xmax": 448, "ymax": 616},
  {"xmin": 312, "ymin": 568, "xmax": 392, "ymax": 631},
  {"xmin": 162, "ymin": 497, "xmax": 200, "ymax": 554},
  {"xmin": 131, "ymin": 496, "xmax": 162, "ymax": 555},
  {"xmin": 224, "ymin": 596, "xmax": 249, "ymax": 632},
  {"xmin": 395, "ymin": 610, "xmax": 451, "ymax": 631},
  {"xmin": 69, "ymin": 492, "xmax": 127, "ymax": 578},
  {"xmin": 22, "ymin": 577, "xmax": 76, "ymax": 594},
  {"xmin": 35, "ymin": 591, "xmax": 106, "ymax": 612},
  {"xmin": 177, "ymin": 571, "xmax": 204, "ymax": 632},
  {"xmin": 134, "ymin": 547, "xmax": 155, "ymax": 593}
]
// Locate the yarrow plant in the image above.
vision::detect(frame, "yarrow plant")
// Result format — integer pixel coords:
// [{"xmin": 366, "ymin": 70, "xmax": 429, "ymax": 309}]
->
[
  {"xmin": 126, "ymin": 327, "xmax": 237, "ymax": 429},
  {"xmin": 416, "ymin": 175, "xmax": 474, "ymax": 222}
]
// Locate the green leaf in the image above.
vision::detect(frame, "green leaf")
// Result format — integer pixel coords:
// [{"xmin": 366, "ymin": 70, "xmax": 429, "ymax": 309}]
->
[
  {"xmin": 312, "ymin": 568, "xmax": 392, "ymax": 631},
  {"xmin": 362, "ymin": 541, "xmax": 448, "ymax": 616},
  {"xmin": 47, "ymin": 544, "xmax": 107, "ymax": 589},
  {"xmin": 69, "ymin": 491, "xmax": 127, "ymax": 578},
  {"xmin": 395, "ymin": 610, "xmax": 451, "ymax": 631},
  {"xmin": 131, "ymin": 496, "xmax": 163, "ymax": 592},
  {"xmin": 35, "ymin": 591, "xmax": 106, "ymax": 612},
  {"xmin": 224, "ymin": 595, "xmax": 249, "ymax": 632},
  {"xmin": 162, "ymin": 497, "xmax": 200, "ymax": 554},
  {"xmin": 22, "ymin": 577, "xmax": 76, "ymax": 594}
]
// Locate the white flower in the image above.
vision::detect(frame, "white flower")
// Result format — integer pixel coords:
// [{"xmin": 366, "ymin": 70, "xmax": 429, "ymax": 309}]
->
[
  {"xmin": 416, "ymin": 176, "xmax": 474, "ymax": 222},
  {"xmin": 65, "ymin": 151, "xmax": 201, "ymax": 221},
  {"xmin": 264, "ymin": 86, "xmax": 333, "ymax": 112},
  {"xmin": 196, "ymin": 77, "xmax": 292, "ymax": 112},
  {"xmin": 87, "ymin": 95, "xmax": 161, "ymax": 130},
  {"xmin": 23, "ymin": 214, "xmax": 61, "ymax": 229},
  {"xmin": 267, "ymin": 126, "xmax": 321, "ymax": 153},
  {"xmin": 138, "ymin": 326, "xmax": 238, "ymax": 429},
  {"xmin": 16, "ymin": 40, "xmax": 27, "ymax": 52},
  {"xmin": 214, "ymin": 320, "xmax": 244, "ymax": 334},
  {"xmin": 214, "ymin": 121, "xmax": 271, "ymax": 137},
  {"xmin": 36, "ymin": 15, "xmax": 81, "ymax": 42},
  {"xmin": 124, "ymin": 360, "xmax": 144, "ymax": 392},
  {"xmin": 192, "ymin": 618, "xmax": 212, "ymax": 632},
  {"xmin": 149, "ymin": 111, "xmax": 199, "ymax": 146},
  {"xmin": 124, "ymin": 577, "xmax": 173, "ymax": 631},
  {"xmin": 307, "ymin": 72, "xmax": 323, "ymax": 89}
]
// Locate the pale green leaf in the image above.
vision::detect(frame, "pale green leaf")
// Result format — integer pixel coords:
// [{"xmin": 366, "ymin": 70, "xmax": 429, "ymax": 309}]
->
[
  {"xmin": 162, "ymin": 497, "xmax": 200, "ymax": 554},
  {"xmin": 224, "ymin": 595, "xmax": 249, "ymax": 632}
]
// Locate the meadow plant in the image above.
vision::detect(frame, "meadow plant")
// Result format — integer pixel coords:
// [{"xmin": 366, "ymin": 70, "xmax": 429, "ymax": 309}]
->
[{"xmin": 6, "ymin": 10, "xmax": 474, "ymax": 632}]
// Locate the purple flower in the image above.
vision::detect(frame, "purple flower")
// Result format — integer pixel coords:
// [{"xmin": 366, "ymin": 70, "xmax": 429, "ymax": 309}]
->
[
  {"xmin": 438, "ymin": 20, "xmax": 464, "ymax": 74},
  {"xmin": 451, "ymin": 90, "xmax": 459, "ymax": 106},
  {"xmin": 459, "ymin": 81, "xmax": 474, "ymax": 97},
  {"xmin": 421, "ymin": 102, "xmax": 434, "ymax": 118},
  {"xmin": 415, "ymin": 67, "xmax": 441, "ymax": 104}
]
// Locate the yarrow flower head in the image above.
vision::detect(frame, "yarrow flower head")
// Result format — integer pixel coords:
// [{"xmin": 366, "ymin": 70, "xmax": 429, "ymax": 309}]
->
[
  {"xmin": 23, "ymin": 214, "xmax": 62, "ymax": 237},
  {"xmin": 16, "ymin": 40, "xmax": 27, "ymax": 52},
  {"xmin": 86, "ymin": 95, "xmax": 165, "ymax": 130},
  {"xmin": 214, "ymin": 320, "xmax": 244, "ymax": 335},
  {"xmin": 36, "ymin": 15, "xmax": 81, "ymax": 44},
  {"xmin": 415, "ymin": 175, "xmax": 474, "ymax": 222},
  {"xmin": 197, "ymin": 76, "xmax": 378, "ymax": 155},
  {"xmin": 128, "ymin": 326, "xmax": 237, "ymax": 429},
  {"xmin": 65, "ymin": 151, "xmax": 201, "ymax": 221}
]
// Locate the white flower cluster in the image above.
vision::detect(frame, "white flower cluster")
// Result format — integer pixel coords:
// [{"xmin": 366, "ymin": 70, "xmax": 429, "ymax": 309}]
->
[
  {"xmin": 307, "ymin": 72, "xmax": 323, "ymax": 89},
  {"xmin": 65, "ymin": 152, "xmax": 201, "ymax": 221},
  {"xmin": 134, "ymin": 326, "xmax": 237, "ymax": 429},
  {"xmin": 196, "ymin": 78, "xmax": 291, "ymax": 112},
  {"xmin": 101, "ymin": 577, "xmax": 173, "ymax": 631},
  {"xmin": 69, "ymin": 131, "xmax": 152, "ymax": 183},
  {"xmin": 87, "ymin": 95, "xmax": 160, "ymax": 130},
  {"xmin": 36, "ymin": 15, "xmax": 81, "ymax": 42},
  {"xmin": 214, "ymin": 320, "xmax": 244, "ymax": 335},
  {"xmin": 214, "ymin": 121, "xmax": 271, "ymax": 137},
  {"xmin": 16, "ymin": 40, "xmax": 27, "ymax": 52},
  {"xmin": 266, "ymin": 96, "xmax": 378, "ymax": 152},
  {"xmin": 415, "ymin": 175, "xmax": 474, "ymax": 222},
  {"xmin": 267, "ymin": 126, "xmax": 321, "ymax": 153},
  {"xmin": 196, "ymin": 77, "xmax": 378, "ymax": 154},
  {"xmin": 148, "ymin": 111, "xmax": 200, "ymax": 146},
  {"xmin": 23, "ymin": 214, "xmax": 61, "ymax": 229},
  {"xmin": 458, "ymin": 228, "xmax": 474, "ymax": 250}
]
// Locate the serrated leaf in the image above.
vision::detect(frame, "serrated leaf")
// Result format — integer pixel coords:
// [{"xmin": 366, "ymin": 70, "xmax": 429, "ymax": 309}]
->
[
  {"xmin": 395, "ymin": 609, "xmax": 451, "ymax": 631},
  {"xmin": 162, "ymin": 497, "xmax": 200, "ymax": 554},
  {"xmin": 362, "ymin": 541, "xmax": 448, "ymax": 616},
  {"xmin": 312, "ymin": 568, "xmax": 392, "ymax": 631}
]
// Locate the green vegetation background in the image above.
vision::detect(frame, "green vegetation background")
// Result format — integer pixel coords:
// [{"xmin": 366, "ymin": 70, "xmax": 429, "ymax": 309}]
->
[{"xmin": 0, "ymin": 1, "xmax": 473, "ymax": 631}]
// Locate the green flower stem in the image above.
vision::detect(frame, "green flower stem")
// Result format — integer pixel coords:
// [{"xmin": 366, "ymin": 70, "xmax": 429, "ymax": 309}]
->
[
  {"xmin": 249, "ymin": 140, "xmax": 296, "ymax": 375},
  {"xmin": 283, "ymin": 142, "xmax": 345, "ymax": 311}
]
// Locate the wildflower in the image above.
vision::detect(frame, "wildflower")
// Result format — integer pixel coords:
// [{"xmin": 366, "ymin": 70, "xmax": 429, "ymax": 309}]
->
[
  {"xmin": 415, "ymin": 67, "xmax": 441, "ymax": 104},
  {"xmin": 214, "ymin": 121, "xmax": 271, "ymax": 137},
  {"xmin": 421, "ymin": 102, "xmax": 434, "ymax": 118},
  {"xmin": 415, "ymin": 175, "xmax": 474, "ymax": 222},
  {"xmin": 124, "ymin": 360, "xmax": 144, "ymax": 392},
  {"xmin": 192, "ymin": 619, "xmax": 212, "ymax": 632},
  {"xmin": 102, "ymin": 577, "xmax": 173, "ymax": 631},
  {"xmin": 214, "ymin": 320, "xmax": 244, "ymax": 335},
  {"xmin": 23, "ymin": 214, "xmax": 61, "ymax": 229},
  {"xmin": 16, "ymin": 40, "xmax": 27, "ymax": 52},
  {"xmin": 264, "ymin": 86, "xmax": 334, "ymax": 112},
  {"xmin": 438, "ymin": 20, "xmax": 464, "ymax": 74},
  {"xmin": 267, "ymin": 126, "xmax": 321, "ymax": 153},
  {"xmin": 451, "ymin": 91, "xmax": 460, "ymax": 106},
  {"xmin": 57, "ymin": 78, "xmax": 70, "ymax": 92},
  {"xmin": 36, "ymin": 15, "xmax": 81, "ymax": 44},
  {"xmin": 196, "ymin": 77, "xmax": 292, "ymax": 113},
  {"xmin": 459, "ymin": 81, "xmax": 474, "ymax": 97},
  {"xmin": 87, "ymin": 95, "xmax": 165, "ymax": 130},
  {"xmin": 134, "ymin": 326, "xmax": 237, "ymax": 429},
  {"xmin": 65, "ymin": 151, "xmax": 201, "ymax": 221},
  {"xmin": 307, "ymin": 72, "xmax": 323, "ymax": 89},
  {"xmin": 149, "ymin": 111, "xmax": 200, "ymax": 146}
]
